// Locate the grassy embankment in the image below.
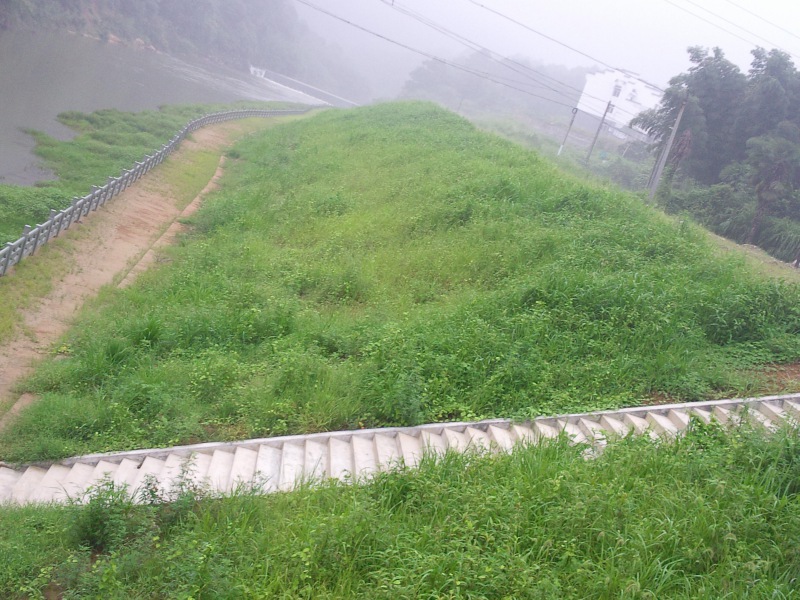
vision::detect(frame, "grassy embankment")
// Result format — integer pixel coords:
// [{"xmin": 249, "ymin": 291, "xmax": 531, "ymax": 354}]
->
[
  {"xmin": 2, "ymin": 102, "xmax": 800, "ymax": 462},
  {"xmin": 0, "ymin": 101, "xmax": 302, "ymax": 244},
  {"xmin": 1, "ymin": 101, "xmax": 800, "ymax": 597},
  {"xmin": 0, "ymin": 101, "xmax": 302, "ymax": 342},
  {"xmin": 2, "ymin": 421, "xmax": 800, "ymax": 596}
]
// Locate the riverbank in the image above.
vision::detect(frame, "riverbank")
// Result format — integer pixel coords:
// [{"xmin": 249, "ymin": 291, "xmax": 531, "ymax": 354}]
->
[
  {"xmin": 0, "ymin": 116, "xmax": 290, "ymax": 425},
  {"xmin": 0, "ymin": 29, "xmax": 319, "ymax": 186}
]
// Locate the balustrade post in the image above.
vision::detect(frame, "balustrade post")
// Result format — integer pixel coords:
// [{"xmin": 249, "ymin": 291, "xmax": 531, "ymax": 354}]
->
[
  {"xmin": 21, "ymin": 225, "xmax": 32, "ymax": 257},
  {"xmin": 1, "ymin": 243, "xmax": 12, "ymax": 275},
  {"xmin": 48, "ymin": 209, "xmax": 58, "ymax": 240},
  {"xmin": 33, "ymin": 225, "xmax": 45, "ymax": 254}
]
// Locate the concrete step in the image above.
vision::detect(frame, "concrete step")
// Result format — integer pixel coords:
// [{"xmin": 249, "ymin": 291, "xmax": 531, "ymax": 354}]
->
[
  {"xmin": 26, "ymin": 464, "xmax": 72, "ymax": 504},
  {"xmin": 280, "ymin": 442, "xmax": 305, "ymax": 490},
  {"xmin": 352, "ymin": 436, "xmax": 378, "ymax": 478},
  {"xmin": 532, "ymin": 421, "xmax": 558, "ymax": 442},
  {"xmin": 157, "ymin": 454, "xmax": 185, "ymax": 497},
  {"xmin": 11, "ymin": 466, "xmax": 47, "ymax": 504},
  {"xmin": 85, "ymin": 460, "xmax": 120, "ymax": 492},
  {"xmin": 53, "ymin": 463, "xmax": 96, "ymax": 502},
  {"xmin": 647, "ymin": 412, "xmax": 679, "ymax": 438},
  {"xmin": 184, "ymin": 452, "xmax": 213, "ymax": 487},
  {"xmin": 397, "ymin": 432, "xmax": 423, "ymax": 467},
  {"xmin": 444, "ymin": 428, "xmax": 469, "ymax": 452},
  {"xmin": 374, "ymin": 433, "xmax": 401, "ymax": 467},
  {"xmin": 578, "ymin": 417, "xmax": 612, "ymax": 444},
  {"xmin": 557, "ymin": 420, "xmax": 589, "ymax": 445},
  {"xmin": 758, "ymin": 402, "xmax": 787, "ymax": 423},
  {"xmin": 689, "ymin": 408, "xmax": 712, "ymax": 424},
  {"xmin": 465, "ymin": 426, "xmax": 492, "ymax": 450},
  {"xmin": 600, "ymin": 414, "xmax": 629, "ymax": 437},
  {"xmin": 130, "ymin": 456, "xmax": 166, "ymax": 498},
  {"xmin": 420, "ymin": 430, "xmax": 446, "ymax": 456},
  {"xmin": 229, "ymin": 447, "xmax": 259, "ymax": 492},
  {"xmin": 785, "ymin": 400, "xmax": 800, "ymax": 420},
  {"xmin": 328, "ymin": 437, "xmax": 353, "ymax": 480},
  {"xmin": 487, "ymin": 425, "xmax": 515, "ymax": 451},
  {"xmin": 255, "ymin": 445, "xmax": 282, "ymax": 492},
  {"xmin": 668, "ymin": 409, "xmax": 690, "ymax": 430},
  {"xmin": 0, "ymin": 466, "xmax": 22, "ymax": 502},
  {"xmin": 206, "ymin": 450, "xmax": 235, "ymax": 493},
  {"xmin": 4, "ymin": 395, "xmax": 800, "ymax": 506},
  {"xmin": 113, "ymin": 458, "xmax": 142, "ymax": 491},
  {"xmin": 624, "ymin": 413, "xmax": 659, "ymax": 440},
  {"xmin": 712, "ymin": 405, "xmax": 736, "ymax": 424},
  {"xmin": 304, "ymin": 440, "xmax": 328, "ymax": 481}
]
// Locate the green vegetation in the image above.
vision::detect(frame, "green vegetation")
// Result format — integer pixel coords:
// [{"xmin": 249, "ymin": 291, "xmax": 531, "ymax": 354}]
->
[
  {"xmin": 636, "ymin": 46, "xmax": 800, "ymax": 262},
  {"xmin": 0, "ymin": 101, "xmax": 301, "ymax": 245},
  {"xmin": 2, "ymin": 420, "xmax": 800, "ymax": 597},
  {"xmin": 0, "ymin": 103, "xmax": 299, "ymax": 346},
  {"xmin": 3, "ymin": 102, "xmax": 800, "ymax": 462}
]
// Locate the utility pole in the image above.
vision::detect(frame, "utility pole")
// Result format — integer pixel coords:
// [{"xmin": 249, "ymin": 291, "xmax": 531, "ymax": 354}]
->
[
  {"xmin": 648, "ymin": 99, "xmax": 687, "ymax": 199},
  {"xmin": 585, "ymin": 101, "xmax": 613, "ymax": 164},
  {"xmin": 557, "ymin": 108, "xmax": 578, "ymax": 156}
]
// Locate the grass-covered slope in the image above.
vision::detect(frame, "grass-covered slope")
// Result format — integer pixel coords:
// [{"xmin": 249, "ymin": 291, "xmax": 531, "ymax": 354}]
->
[
  {"xmin": 2, "ymin": 422, "xmax": 799, "ymax": 597},
  {"xmin": 3, "ymin": 101, "xmax": 800, "ymax": 461},
  {"xmin": 0, "ymin": 101, "xmax": 301, "ymax": 244}
]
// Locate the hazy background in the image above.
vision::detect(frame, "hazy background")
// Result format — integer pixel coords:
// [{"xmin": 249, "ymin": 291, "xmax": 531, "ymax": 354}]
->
[
  {"xmin": 4, "ymin": 0, "xmax": 800, "ymax": 183},
  {"xmin": 296, "ymin": 0, "xmax": 800, "ymax": 94}
]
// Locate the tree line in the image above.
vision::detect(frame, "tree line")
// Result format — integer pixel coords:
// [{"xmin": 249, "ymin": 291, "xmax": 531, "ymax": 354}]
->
[{"xmin": 633, "ymin": 46, "xmax": 800, "ymax": 262}]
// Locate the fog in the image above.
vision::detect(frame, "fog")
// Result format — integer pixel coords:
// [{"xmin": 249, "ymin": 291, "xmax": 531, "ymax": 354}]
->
[{"xmin": 294, "ymin": 0, "xmax": 800, "ymax": 97}]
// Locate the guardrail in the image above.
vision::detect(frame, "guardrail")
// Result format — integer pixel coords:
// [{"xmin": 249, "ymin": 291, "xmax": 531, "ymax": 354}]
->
[{"xmin": 0, "ymin": 108, "xmax": 311, "ymax": 277}]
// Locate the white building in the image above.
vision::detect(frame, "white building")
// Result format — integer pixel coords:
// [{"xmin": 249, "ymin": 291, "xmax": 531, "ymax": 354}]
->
[{"xmin": 577, "ymin": 69, "xmax": 662, "ymax": 134}]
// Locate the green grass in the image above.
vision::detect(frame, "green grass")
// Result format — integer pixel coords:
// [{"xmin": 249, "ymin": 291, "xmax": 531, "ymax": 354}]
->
[
  {"xmin": 2, "ymin": 101, "xmax": 800, "ymax": 462},
  {"xmin": 0, "ymin": 112, "xmax": 285, "ymax": 347},
  {"xmin": 1, "ymin": 420, "xmax": 799, "ymax": 597},
  {"xmin": 0, "ymin": 100, "xmax": 304, "ymax": 244}
]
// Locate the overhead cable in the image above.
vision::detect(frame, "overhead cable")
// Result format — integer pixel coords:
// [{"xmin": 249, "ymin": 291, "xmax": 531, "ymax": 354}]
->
[
  {"xmin": 293, "ymin": 0, "xmax": 577, "ymax": 108},
  {"xmin": 720, "ymin": 0, "xmax": 800, "ymax": 44},
  {"xmin": 379, "ymin": 0, "xmax": 641, "ymax": 119}
]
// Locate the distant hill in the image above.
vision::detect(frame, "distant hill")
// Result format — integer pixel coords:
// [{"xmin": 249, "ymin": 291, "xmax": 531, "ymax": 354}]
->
[{"xmin": 0, "ymin": 0, "xmax": 369, "ymax": 101}]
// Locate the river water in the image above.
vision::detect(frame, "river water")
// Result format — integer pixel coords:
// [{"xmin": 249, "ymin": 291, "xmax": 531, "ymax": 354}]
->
[{"xmin": 0, "ymin": 30, "xmax": 321, "ymax": 185}]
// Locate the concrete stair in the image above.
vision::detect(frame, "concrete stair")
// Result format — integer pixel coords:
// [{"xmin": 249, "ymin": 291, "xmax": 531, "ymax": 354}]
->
[{"xmin": 1, "ymin": 394, "xmax": 799, "ymax": 506}]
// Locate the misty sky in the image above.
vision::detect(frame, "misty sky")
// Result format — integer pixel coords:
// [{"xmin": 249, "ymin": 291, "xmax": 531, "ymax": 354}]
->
[{"xmin": 295, "ymin": 0, "xmax": 800, "ymax": 92}]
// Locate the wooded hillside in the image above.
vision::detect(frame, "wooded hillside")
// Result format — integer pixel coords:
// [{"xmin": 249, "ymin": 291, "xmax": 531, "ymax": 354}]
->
[{"xmin": 0, "ymin": 0, "xmax": 368, "ymax": 100}]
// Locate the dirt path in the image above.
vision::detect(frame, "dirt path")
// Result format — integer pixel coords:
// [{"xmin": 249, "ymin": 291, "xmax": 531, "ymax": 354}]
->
[{"xmin": 0, "ymin": 120, "xmax": 266, "ymax": 428}]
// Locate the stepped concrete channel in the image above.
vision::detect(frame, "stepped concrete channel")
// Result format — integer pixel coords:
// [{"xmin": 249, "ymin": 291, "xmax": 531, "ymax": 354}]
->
[{"xmin": 2, "ymin": 394, "xmax": 799, "ymax": 505}]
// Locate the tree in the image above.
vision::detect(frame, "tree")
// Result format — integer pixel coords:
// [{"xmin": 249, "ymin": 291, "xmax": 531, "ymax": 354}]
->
[
  {"xmin": 744, "ymin": 122, "xmax": 800, "ymax": 244},
  {"xmin": 632, "ymin": 47, "xmax": 746, "ymax": 185},
  {"xmin": 635, "ymin": 45, "xmax": 800, "ymax": 260},
  {"xmin": 734, "ymin": 49, "xmax": 799, "ymax": 153}
]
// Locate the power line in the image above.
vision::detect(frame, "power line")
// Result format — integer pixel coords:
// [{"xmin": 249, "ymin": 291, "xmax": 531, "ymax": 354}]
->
[
  {"xmin": 466, "ymin": 0, "xmax": 641, "ymax": 82},
  {"xmin": 720, "ymin": 0, "xmax": 800, "ymax": 45},
  {"xmin": 668, "ymin": 0, "xmax": 800, "ymax": 63},
  {"xmin": 662, "ymin": 0, "xmax": 762, "ymax": 48},
  {"xmin": 683, "ymin": 0, "xmax": 783, "ymax": 50},
  {"xmin": 379, "ymin": 0, "xmax": 586, "ymax": 99},
  {"xmin": 378, "ymin": 0, "xmax": 642, "ymax": 120},
  {"xmin": 292, "ymin": 0, "xmax": 577, "ymax": 109},
  {"xmin": 662, "ymin": 0, "xmax": 800, "ymax": 65},
  {"xmin": 458, "ymin": 0, "xmax": 660, "ymax": 118}
]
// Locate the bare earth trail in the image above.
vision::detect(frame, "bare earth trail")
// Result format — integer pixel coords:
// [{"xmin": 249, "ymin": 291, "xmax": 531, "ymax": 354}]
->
[{"xmin": 0, "ymin": 119, "xmax": 270, "ymax": 429}]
